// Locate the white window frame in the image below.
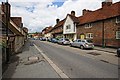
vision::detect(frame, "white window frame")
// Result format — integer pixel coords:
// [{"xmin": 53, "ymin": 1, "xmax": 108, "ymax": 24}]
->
[
  {"xmin": 116, "ymin": 31, "xmax": 120, "ymax": 39},
  {"xmin": 116, "ymin": 17, "xmax": 120, "ymax": 23},
  {"xmin": 86, "ymin": 33, "xmax": 93, "ymax": 39},
  {"xmin": 85, "ymin": 23, "xmax": 92, "ymax": 28}
]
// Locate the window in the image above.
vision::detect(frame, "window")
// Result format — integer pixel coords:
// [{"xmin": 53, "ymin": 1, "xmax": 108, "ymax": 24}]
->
[
  {"xmin": 85, "ymin": 23, "xmax": 92, "ymax": 28},
  {"xmin": 78, "ymin": 40, "xmax": 81, "ymax": 42},
  {"xmin": 66, "ymin": 25, "xmax": 71, "ymax": 30},
  {"xmin": 116, "ymin": 17, "xmax": 120, "ymax": 23},
  {"xmin": 74, "ymin": 24, "xmax": 76, "ymax": 32},
  {"xmin": 116, "ymin": 31, "xmax": 120, "ymax": 39},
  {"xmin": 86, "ymin": 33, "xmax": 93, "ymax": 39}
]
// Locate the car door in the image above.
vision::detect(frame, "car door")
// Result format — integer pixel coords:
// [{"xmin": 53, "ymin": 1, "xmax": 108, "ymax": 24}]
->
[
  {"xmin": 72, "ymin": 40, "xmax": 77, "ymax": 46},
  {"xmin": 76, "ymin": 39, "xmax": 81, "ymax": 47},
  {"xmin": 74, "ymin": 40, "xmax": 79, "ymax": 47}
]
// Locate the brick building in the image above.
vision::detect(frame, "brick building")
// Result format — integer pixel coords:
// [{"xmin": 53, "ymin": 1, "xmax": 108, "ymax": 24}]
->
[
  {"xmin": 1, "ymin": 2, "xmax": 28, "ymax": 72},
  {"xmin": 42, "ymin": 26, "xmax": 52, "ymax": 38},
  {"xmin": 77, "ymin": 0, "xmax": 120, "ymax": 48},
  {"xmin": 51, "ymin": 19, "xmax": 65, "ymax": 38}
]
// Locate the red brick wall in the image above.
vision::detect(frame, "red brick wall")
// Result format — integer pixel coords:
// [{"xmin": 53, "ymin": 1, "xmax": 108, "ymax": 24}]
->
[{"xmin": 77, "ymin": 17, "xmax": 120, "ymax": 48}]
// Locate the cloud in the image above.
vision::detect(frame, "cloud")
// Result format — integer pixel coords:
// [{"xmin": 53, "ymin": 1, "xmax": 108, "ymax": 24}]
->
[{"xmin": 6, "ymin": 0, "xmax": 120, "ymax": 33}]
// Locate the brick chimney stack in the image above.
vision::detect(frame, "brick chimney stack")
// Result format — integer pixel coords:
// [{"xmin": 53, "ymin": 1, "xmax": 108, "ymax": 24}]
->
[
  {"xmin": 71, "ymin": 11, "xmax": 75, "ymax": 16},
  {"xmin": 102, "ymin": 0, "xmax": 112, "ymax": 8},
  {"xmin": 82, "ymin": 9, "xmax": 92, "ymax": 15},
  {"xmin": 56, "ymin": 18, "xmax": 59, "ymax": 24}
]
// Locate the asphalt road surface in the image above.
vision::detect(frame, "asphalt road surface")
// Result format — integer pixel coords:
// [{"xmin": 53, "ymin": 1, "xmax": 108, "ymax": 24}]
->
[{"xmin": 34, "ymin": 40, "xmax": 118, "ymax": 78}]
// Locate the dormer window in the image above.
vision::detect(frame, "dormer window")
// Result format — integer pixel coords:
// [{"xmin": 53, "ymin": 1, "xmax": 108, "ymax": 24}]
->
[
  {"xmin": 116, "ymin": 17, "xmax": 120, "ymax": 23},
  {"xmin": 85, "ymin": 23, "xmax": 92, "ymax": 28},
  {"xmin": 66, "ymin": 24, "xmax": 71, "ymax": 30}
]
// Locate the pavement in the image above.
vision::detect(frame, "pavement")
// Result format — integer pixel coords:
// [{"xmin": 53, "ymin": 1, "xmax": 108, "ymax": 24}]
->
[
  {"xmin": 94, "ymin": 46, "xmax": 117, "ymax": 54},
  {"xmin": 2, "ymin": 40, "xmax": 60, "ymax": 79}
]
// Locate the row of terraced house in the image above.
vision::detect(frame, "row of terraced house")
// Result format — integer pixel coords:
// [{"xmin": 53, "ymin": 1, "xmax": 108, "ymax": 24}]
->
[
  {"xmin": 42, "ymin": 0, "xmax": 120, "ymax": 48},
  {"xmin": 0, "ymin": 2, "xmax": 28, "ymax": 73}
]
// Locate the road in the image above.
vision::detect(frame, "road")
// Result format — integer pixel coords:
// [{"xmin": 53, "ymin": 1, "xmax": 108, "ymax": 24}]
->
[{"xmin": 34, "ymin": 40, "xmax": 118, "ymax": 78}]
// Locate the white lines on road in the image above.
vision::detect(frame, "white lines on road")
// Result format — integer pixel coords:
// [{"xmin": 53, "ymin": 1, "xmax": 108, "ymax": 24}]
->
[{"xmin": 34, "ymin": 44, "xmax": 70, "ymax": 79}]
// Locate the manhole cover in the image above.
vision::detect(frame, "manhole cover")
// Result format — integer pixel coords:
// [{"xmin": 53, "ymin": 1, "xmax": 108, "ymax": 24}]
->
[
  {"xmin": 28, "ymin": 56, "xmax": 39, "ymax": 61},
  {"xmin": 87, "ymin": 52, "xmax": 101, "ymax": 56},
  {"xmin": 24, "ymin": 56, "xmax": 44, "ymax": 65}
]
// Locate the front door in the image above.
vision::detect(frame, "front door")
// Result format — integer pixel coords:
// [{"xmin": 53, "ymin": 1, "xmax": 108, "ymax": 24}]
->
[{"xmin": 80, "ymin": 35, "xmax": 85, "ymax": 40}]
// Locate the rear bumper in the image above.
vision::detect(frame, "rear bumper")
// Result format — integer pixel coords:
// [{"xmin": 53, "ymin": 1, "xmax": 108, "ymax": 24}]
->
[{"xmin": 84, "ymin": 45, "xmax": 94, "ymax": 49}]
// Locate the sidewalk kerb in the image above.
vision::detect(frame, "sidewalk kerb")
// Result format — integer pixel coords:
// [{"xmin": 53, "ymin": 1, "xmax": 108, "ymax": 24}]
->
[{"xmin": 34, "ymin": 44, "xmax": 70, "ymax": 79}]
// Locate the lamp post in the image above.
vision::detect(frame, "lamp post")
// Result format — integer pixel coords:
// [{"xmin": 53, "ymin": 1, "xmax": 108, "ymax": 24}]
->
[{"xmin": 102, "ymin": 21, "xmax": 105, "ymax": 48}]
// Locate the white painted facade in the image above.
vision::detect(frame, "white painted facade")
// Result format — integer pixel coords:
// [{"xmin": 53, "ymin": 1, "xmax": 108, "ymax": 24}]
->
[
  {"xmin": 63, "ymin": 16, "xmax": 76, "ymax": 34},
  {"xmin": 63, "ymin": 16, "xmax": 77, "ymax": 40}
]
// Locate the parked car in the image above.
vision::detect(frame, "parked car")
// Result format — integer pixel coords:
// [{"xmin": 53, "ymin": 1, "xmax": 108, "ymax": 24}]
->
[
  {"xmin": 40, "ymin": 37, "xmax": 46, "ymax": 41},
  {"xmin": 70, "ymin": 39, "xmax": 94, "ymax": 49},
  {"xmin": 117, "ymin": 48, "xmax": 120, "ymax": 57},
  {"xmin": 58, "ymin": 38, "xmax": 70, "ymax": 45},
  {"xmin": 47, "ymin": 38, "xmax": 52, "ymax": 42},
  {"xmin": 51, "ymin": 38, "xmax": 59, "ymax": 43}
]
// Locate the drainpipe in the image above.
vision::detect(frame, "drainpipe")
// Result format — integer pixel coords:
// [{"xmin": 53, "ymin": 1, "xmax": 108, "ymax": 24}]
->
[
  {"xmin": 102, "ymin": 21, "xmax": 105, "ymax": 48},
  {"xmin": 6, "ymin": 0, "xmax": 10, "ymax": 63}
]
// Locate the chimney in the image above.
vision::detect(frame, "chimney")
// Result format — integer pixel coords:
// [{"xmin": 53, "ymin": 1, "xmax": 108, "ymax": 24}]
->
[
  {"xmin": 83, "ymin": 9, "xmax": 92, "ymax": 15},
  {"xmin": 71, "ymin": 11, "xmax": 75, "ymax": 16},
  {"xmin": 2, "ymin": 2, "xmax": 11, "ymax": 17},
  {"xmin": 56, "ymin": 18, "xmax": 59, "ymax": 24},
  {"xmin": 102, "ymin": 0, "xmax": 112, "ymax": 8}
]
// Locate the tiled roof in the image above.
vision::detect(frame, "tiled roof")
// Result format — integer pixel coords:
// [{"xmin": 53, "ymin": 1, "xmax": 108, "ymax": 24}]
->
[
  {"xmin": 52, "ymin": 19, "xmax": 65, "ymax": 30},
  {"xmin": 68, "ymin": 14, "xmax": 79, "ymax": 23},
  {"xmin": 44, "ymin": 26, "xmax": 52, "ymax": 34},
  {"xmin": 78, "ymin": 1, "xmax": 120, "ymax": 25}
]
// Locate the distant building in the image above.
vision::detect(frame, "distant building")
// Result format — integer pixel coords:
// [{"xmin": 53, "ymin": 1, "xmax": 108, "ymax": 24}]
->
[{"xmin": 42, "ymin": 26, "xmax": 52, "ymax": 38}]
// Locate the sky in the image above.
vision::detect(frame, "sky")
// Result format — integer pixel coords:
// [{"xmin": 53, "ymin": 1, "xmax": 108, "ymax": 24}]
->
[{"xmin": 0, "ymin": 0, "xmax": 120, "ymax": 33}]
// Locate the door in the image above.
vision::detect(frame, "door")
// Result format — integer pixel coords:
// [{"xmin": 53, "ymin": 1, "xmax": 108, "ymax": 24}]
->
[{"xmin": 80, "ymin": 34, "xmax": 85, "ymax": 40}]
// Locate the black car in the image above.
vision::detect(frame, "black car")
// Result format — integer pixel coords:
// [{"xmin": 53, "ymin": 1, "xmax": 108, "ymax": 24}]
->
[{"xmin": 117, "ymin": 48, "xmax": 120, "ymax": 57}]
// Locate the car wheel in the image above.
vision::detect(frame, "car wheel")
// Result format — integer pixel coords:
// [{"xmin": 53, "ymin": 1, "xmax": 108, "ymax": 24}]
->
[
  {"xmin": 117, "ymin": 52, "xmax": 120, "ymax": 57},
  {"xmin": 70, "ymin": 43, "xmax": 72, "ymax": 47},
  {"xmin": 80, "ymin": 45, "xmax": 84, "ymax": 49}
]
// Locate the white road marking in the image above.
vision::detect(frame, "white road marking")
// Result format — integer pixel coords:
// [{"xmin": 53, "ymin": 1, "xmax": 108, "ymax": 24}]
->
[{"xmin": 34, "ymin": 44, "xmax": 70, "ymax": 79}]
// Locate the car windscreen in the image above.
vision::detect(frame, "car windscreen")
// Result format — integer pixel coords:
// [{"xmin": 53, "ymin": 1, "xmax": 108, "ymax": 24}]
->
[{"xmin": 65, "ymin": 39, "xmax": 69, "ymax": 41}]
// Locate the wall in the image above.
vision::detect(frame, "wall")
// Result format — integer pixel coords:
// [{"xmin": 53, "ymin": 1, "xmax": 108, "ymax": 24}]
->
[{"xmin": 14, "ymin": 36, "xmax": 24, "ymax": 53}]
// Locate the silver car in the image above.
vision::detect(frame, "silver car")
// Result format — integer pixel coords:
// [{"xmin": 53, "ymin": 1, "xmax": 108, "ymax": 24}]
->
[
  {"xmin": 70, "ymin": 39, "xmax": 94, "ymax": 49},
  {"xmin": 58, "ymin": 38, "xmax": 70, "ymax": 45}
]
